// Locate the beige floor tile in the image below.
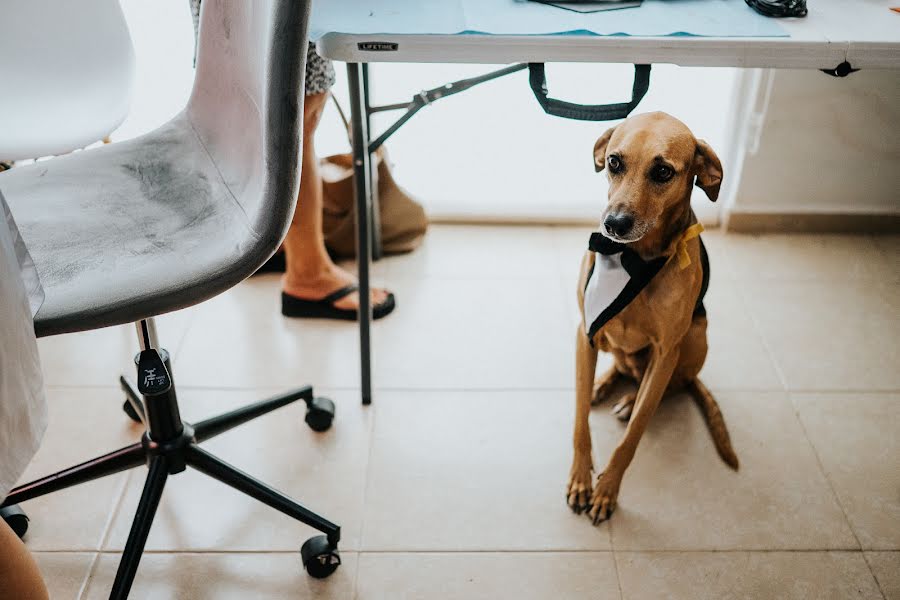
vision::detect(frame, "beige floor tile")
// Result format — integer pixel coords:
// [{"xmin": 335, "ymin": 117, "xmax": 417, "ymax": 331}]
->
[
  {"xmin": 15, "ymin": 388, "xmax": 137, "ymax": 551},
  {"xmin": 870, "ymin": 234, "xmax": 899, "ymax": 278},
  {"xmin": 37, "ymin": 307, "xmax": 195, "ymax": 387},
  {"xmin": 173, "ymin": 279, "xmax": 369, "ymax": 388},
  {"xmin": 721, "ymin": 233, "xmax": 893, "ymax": 282},
  {"xmin": 744, "ymin": 281, "xmax": 899, "ymax": 391},
  {"xmin": 795, "ymin": 393, "xmax": 900, "ymax": 550},
  {"xmin": 34, "ymin": 552, "xmax": 96, "ymax": 600},
  {"xmin": 362, "ymin": 391, "xmax": 612, "ymax": 551},
  {"xmin": 591, "ymin": 391, "xmax": 856, "ymax": 550},
  {"xmin": 616, "ymin": 551, "xmax": 882, "ymax": 600},
  {"xmin": 356, "ymin": 552, "xmax": 619, "ymax": 600},
  {"xmin": 173, "ymin": 227, "xmax": 563, "ymax": 390},
  {"xmin": 374, "ymin": 277, "xmax": 572, "ymax": 389},
  {"xmin": 83, "ymin": 552, "xmax": 356, "ymax": 599},
  {"xmin": 693, "ymin": 229, "xmax": 737, "ymax": 280},
  {"xmin": 385, "ymin": 224, "xmax": 559, "ymax": 281},
  {"xmin": 104, "ymin": 389, "xmax": 371, "ymax": 551},
  {"xmin": 700, "ymin": 281, "xmax": 784, "ymax": 391},
  {"xmin": 866, "ymin": 551, "xmax": 900, "ymax": 600}
]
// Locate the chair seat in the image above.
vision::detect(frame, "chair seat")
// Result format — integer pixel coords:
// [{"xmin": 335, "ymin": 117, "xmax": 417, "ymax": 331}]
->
[{"xmin": 0, "ymin": 114, "xmax": 265, "ymax": 337}]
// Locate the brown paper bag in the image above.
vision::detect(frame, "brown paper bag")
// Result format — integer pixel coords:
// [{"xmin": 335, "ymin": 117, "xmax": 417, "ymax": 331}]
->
[{"xmin": 320, "ymin": 146, "xmax": 427, "ymax": 259}]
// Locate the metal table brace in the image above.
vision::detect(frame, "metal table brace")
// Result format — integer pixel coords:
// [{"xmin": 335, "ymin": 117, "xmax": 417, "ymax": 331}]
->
[{"xmin": 345, "ymin": 62, "xmax": 529, "ymax": 405}]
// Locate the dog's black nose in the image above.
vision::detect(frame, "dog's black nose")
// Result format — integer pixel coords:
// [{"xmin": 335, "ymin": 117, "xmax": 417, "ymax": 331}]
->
[{"xmin": 604, "ymin": 213, "xmax": 634, "ymax": 238}]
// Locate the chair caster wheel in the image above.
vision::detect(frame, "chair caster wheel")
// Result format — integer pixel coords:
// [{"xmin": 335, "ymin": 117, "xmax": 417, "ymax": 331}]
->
[
  {"xmin": 1, "ymin": 505, "xmax": 29, "ymax": 539},
  {"xmin": 122, "ymin": 399, "xmax": 142, "ymax": 423},
  {"xmin": 300, "ymin": 535, "xmax": 340, "ymax": 579},
  {"xmin": 305, "ymin": 397, "xmax": 335, "ymax": 432}
]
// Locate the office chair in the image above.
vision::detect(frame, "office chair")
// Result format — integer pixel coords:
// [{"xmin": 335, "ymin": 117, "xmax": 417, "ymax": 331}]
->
[
  {"xmin": 0, "ymin": 1, "xmax": 341, "ymax": 597},
  {"xmin": 0, "ymin": 0, "xmax": 135, "ymax": 160},
  {"xmin": 0, "ymin": 0, "xmax": 135, "ymax": 539}
]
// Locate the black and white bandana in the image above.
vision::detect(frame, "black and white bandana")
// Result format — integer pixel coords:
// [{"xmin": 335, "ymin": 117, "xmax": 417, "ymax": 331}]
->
[{"xmin": 583, "ymin": 224, "xmax": 709, "ymax": 345}]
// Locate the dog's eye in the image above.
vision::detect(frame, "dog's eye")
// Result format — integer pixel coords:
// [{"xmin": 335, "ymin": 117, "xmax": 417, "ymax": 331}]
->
[
  {"xmin": 650, "ymin": 165, "xmax": 674, "ymax": 183},
  {"xmin": 607, "ymin": 155, "xmax": 622, "ymax": 173}
]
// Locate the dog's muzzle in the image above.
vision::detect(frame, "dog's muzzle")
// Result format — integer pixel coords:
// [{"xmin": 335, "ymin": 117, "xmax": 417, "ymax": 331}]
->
[{"xmin": 604, "ymin": 213, "xmax": 635, "ymax": 238}]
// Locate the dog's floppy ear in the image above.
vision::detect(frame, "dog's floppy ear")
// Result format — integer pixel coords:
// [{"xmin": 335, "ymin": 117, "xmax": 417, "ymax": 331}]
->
[
  {"xmin": 692, "ymin": 139, "xmax": 723, "ymax": 201},
  {"xmin": 593, "ymin": 126, "xmax": 616, "ymax": 173}
]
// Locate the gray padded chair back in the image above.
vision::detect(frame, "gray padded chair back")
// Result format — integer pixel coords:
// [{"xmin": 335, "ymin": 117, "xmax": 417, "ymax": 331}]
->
[
  {"xmin": 0, "ymin": 0, "xmax": 309, "ymax": 337},
  {"xmin": 187, "ymin": 0, "xmax": 307, "ymax": 283}
]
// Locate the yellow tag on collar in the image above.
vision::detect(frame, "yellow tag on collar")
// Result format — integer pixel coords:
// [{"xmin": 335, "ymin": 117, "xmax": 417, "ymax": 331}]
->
[{"xmin": 675, "ymin": 223, "xmax": 704, "ymax": 270}]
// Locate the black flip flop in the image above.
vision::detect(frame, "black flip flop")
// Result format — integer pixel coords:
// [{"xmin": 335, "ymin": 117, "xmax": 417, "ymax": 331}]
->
[{"xmin": 281, "ymin": 284, "xmax": 396, "ymax": 321}]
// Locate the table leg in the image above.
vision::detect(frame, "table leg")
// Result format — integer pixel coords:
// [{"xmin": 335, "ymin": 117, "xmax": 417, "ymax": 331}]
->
[
  {"xmin": 347, "ymin": 63, "xmax": 374, "ymax": 406},
  {"xmin": 362, "ymin": 63, "xmax": 383, "ymax": 261}
]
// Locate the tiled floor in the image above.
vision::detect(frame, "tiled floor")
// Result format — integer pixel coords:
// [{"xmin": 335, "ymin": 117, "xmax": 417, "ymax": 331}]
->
[{"xmin": 17, "ymin": 225, "xmax": 900, "ymax": 599}]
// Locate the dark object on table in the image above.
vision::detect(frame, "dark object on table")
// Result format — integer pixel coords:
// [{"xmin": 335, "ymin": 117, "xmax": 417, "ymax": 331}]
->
[
  {"xmin": 745, "ymin": 0, "xmax": 808, "ymax": 17},
  {"xmin": 531, "ymin": 0, "xmax": 643, "ymax": 14},
  {"xmin": 531, "ymin": 0, "xmax": 642, "ymax": 12}
]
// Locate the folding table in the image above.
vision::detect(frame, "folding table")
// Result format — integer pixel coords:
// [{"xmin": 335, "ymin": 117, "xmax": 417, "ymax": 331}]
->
[{"xmin": 313, "ymin": 0, "xmax": 900, "ymax": 405}]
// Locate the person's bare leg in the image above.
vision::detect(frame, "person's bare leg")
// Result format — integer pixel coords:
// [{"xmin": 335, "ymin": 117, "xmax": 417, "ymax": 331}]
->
[
  {"xmin": 0, "ymin": 520, "xmax": 49, "ymax": 600},
  {"xmin": 282, "ymin": 91, "xmax": 390, "ymax": 311}
]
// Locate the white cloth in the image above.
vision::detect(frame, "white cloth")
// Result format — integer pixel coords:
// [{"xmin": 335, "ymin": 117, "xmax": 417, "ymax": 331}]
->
[
  {"xmin": 0, "ymin": 188, "xmax": 47, "ymax": 501},
  {"xmin": 581, "ymin": 231, "xmax": 671, "ymax": 343},
  {"xmin": 583, "ymin": 252, "xmax": 631, "ymax": 337}
]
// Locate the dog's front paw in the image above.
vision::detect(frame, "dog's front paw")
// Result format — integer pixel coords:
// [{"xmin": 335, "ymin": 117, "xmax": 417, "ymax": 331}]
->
[
  {"xmin": 588, "ymin": 472, "xmax": 621, "ymax": 525},
  {"xmin": 566, "ymin": 461, "xmax": 593, "ymax": 515}
]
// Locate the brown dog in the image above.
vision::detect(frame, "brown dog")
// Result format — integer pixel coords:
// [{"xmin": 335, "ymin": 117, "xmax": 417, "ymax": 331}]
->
[{"xmin": 568, "ymin": 112, "xmax": 738, "ymax": 525}]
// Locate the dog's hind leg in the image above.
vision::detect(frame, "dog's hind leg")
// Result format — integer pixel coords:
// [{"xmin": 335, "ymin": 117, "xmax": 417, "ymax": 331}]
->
[
  {"xmin": 594, "ymin": 364, "xmax": 637, "ymax": 420},
  {"xmin": 592, "ymin": 365, "xmax": 624, "ymax": 406},
  {"xmin": 688, "ymin": 378, "xmax": 739, "ymax": 470},
  {"xmin": 611, "ymin": 392, "xmax": 636, "ymax": 421}
]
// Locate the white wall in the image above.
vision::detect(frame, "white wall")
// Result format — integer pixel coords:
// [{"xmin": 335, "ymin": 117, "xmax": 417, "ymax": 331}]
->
[
  {"xmin": 112, "ymin": 1, "xmax": 737, "ymax": 226},
  {"xmin": 724, "ymin": 68, "xmax": 900, "ymax": 218},
  {"xmin": 319, "ymin": 63, "xmax": 737, "ymax": 225}
]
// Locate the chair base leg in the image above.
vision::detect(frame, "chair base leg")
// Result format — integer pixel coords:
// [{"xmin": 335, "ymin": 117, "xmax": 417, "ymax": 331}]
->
[
  {"xmin": 8, "ymin": 380, "xmax": 341, "ymax": 595},
  {"xmin": 193, "ymin": 386, "xmax": 313, "ymax": 442},
  {"xmin": 1, "ymin": 442, "xmax": 145, "ymax": 507},
  {"xmin": 109, "ymin": 455, "xmax": 168, "ymax": 600},
  {"xmin": 186, "ymin": 445, "xmax": 340, "ymax": 546}
]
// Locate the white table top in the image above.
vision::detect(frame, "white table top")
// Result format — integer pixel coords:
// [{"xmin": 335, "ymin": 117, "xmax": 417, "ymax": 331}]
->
[{"xmin": 317, "ymin": 0, "xmax": 899, "ymax": 70}]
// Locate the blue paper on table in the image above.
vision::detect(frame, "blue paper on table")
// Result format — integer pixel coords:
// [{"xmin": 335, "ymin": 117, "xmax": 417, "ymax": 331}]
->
[{"xmin": 310, "ymin": 0, "xmax": 788, "ymax": 41}]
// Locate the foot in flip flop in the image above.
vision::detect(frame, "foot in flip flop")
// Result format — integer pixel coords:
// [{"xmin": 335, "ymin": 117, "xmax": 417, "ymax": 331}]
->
[
  {"xmin": 282, "ymin": 284, "xmax": 395, "ymax": 320},
  {"xmin": 281, "ymin": 261, "xmax": 395, "ymax": 321}
]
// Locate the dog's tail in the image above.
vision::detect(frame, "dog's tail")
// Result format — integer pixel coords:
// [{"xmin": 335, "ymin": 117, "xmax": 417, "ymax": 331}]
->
[{"xmin": 688, "ymin": 378, "xmax": 739, "ymax": 470}]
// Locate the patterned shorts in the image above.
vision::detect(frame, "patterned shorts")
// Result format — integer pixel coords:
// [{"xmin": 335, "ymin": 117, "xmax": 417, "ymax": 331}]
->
[
  {"xmin": 304, "ymin": 42, "xmax": 336, "ymax": 96},
  {"xmin": 189, "ymin": 1, "xmax": 335, "ymax": 96}
]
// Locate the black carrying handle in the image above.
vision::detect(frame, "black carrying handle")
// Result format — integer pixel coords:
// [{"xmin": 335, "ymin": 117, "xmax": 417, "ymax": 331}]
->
[{"xmin": 528, "ymin": 63, "xmax": 651, "ymax": 121}]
